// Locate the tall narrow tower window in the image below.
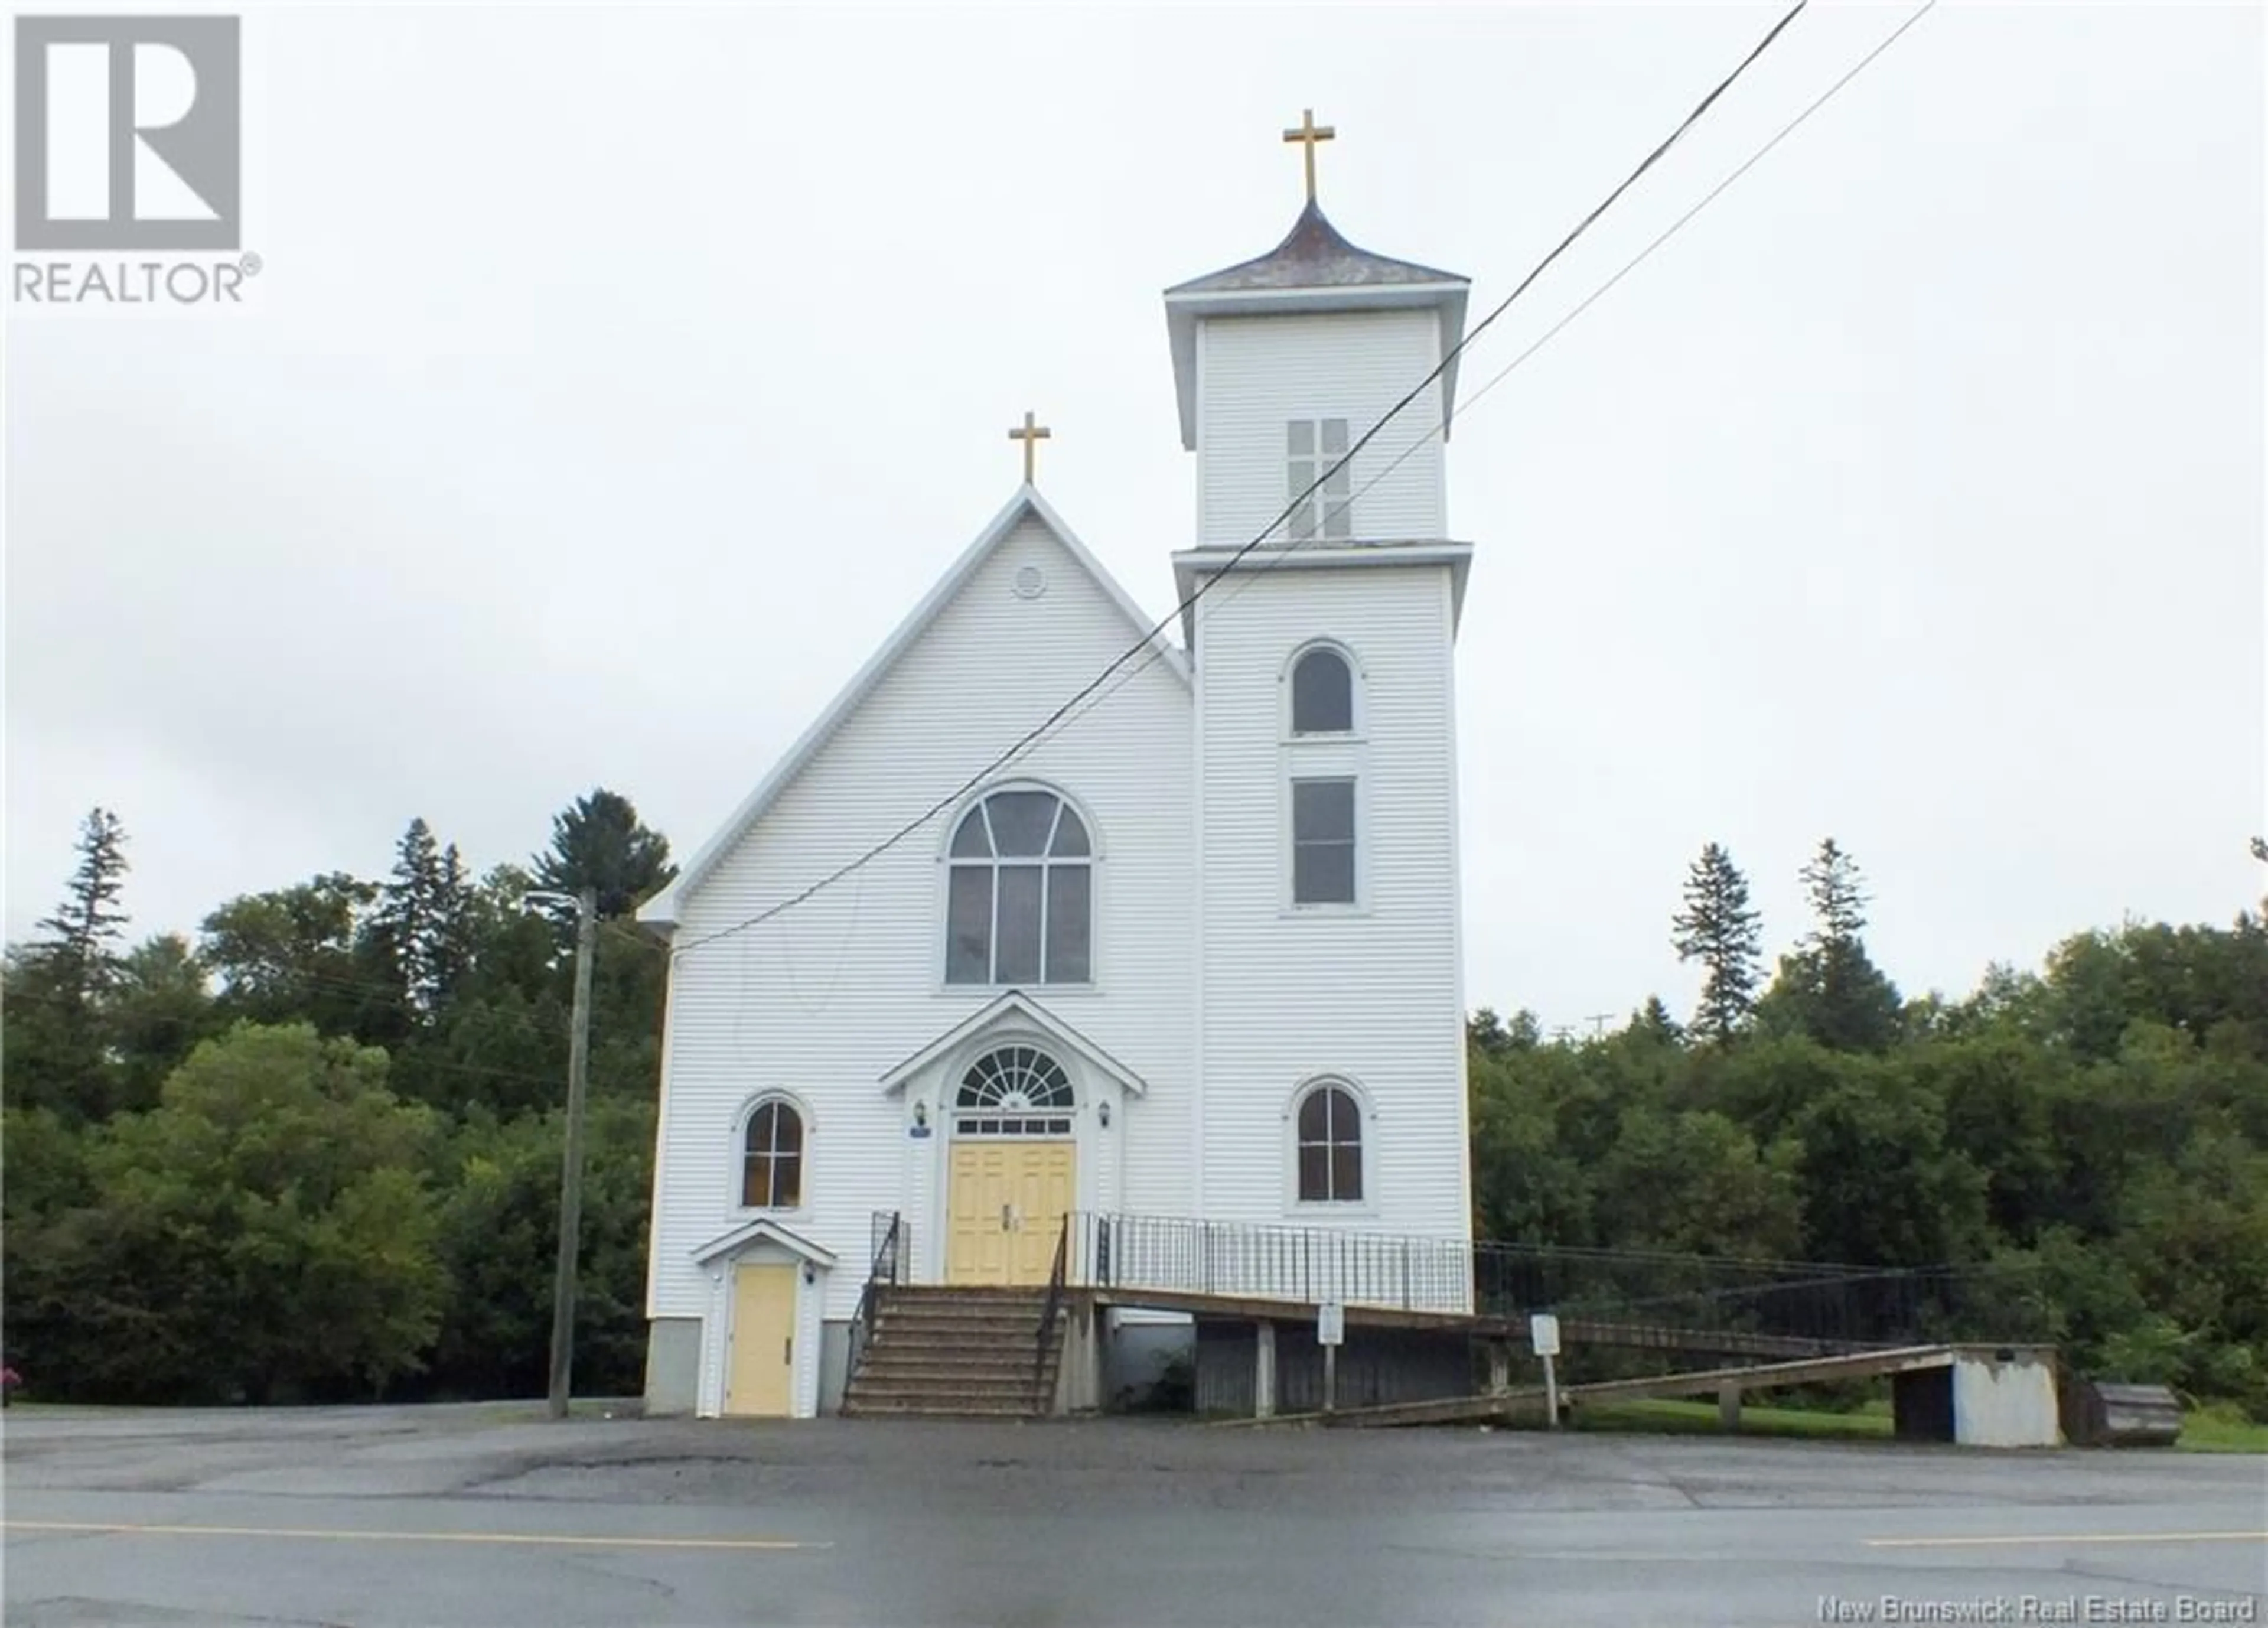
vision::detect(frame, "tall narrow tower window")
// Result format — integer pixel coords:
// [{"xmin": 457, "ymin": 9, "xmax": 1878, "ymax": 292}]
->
[
  {"xmin": 1286, "ymin": 419, "xmax": 1353, "ymax": 542},
  {"xmin": 1291, "ymin": 779, "xmax": 1357, "ymax": 906}
]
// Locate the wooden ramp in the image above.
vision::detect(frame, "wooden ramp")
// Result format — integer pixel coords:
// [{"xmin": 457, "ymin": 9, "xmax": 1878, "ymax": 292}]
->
[{"xmin": 1223, "ymin": 1343, "xmax": 2045, "ymax": 1430}]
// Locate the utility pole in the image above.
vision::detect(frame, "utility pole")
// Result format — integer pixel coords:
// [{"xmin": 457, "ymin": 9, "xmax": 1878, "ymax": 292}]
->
[{"xmin": 535, "ymin": 885, "xmax": 598, "ymax": 1421}]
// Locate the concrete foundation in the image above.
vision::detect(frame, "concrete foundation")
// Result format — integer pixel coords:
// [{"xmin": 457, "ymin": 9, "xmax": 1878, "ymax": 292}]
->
[
  {"xmin": 1056, "ymin": 1303, "xmax": 1104, "ymax": 1414},
  {"xmin": 641, "ymin": 1318, "xmax": 702, "ymax": 1417},
  {"xmin": 817, "ymin": 1321, "xmax": 852, "ymax": 1416}
]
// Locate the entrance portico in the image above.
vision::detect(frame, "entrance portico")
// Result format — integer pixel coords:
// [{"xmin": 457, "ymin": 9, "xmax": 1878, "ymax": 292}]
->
[{"xmin": 878, "ymin": 991, "xmax": 1147, "ymax": 1287}]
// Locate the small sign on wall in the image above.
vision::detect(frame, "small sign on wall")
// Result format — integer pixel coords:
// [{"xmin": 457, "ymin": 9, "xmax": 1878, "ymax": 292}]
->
[
  {"xmin": 1318, "ymin": 1301, "xmax": 1345, "ymax": 1347},
  {"xmin": 908, "ymin": 1125, "xmax": 932, "ymax": 1139}
]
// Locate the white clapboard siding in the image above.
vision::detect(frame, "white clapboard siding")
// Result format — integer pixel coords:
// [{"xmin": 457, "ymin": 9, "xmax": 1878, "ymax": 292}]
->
[
  {"xmin": 651, "ymin": 512, "xmax": 1195, "ymax": 1324},
  {"xmin": 1198, "ymin": 310, "xmax": 1447, "ymax": 550},
  {"xmin": 1191, "ymin": 561, "xmax": 1471, "ymax": 1246}
]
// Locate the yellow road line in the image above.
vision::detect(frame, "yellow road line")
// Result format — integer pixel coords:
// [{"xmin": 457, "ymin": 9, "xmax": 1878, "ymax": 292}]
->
[
  {"xmin": 1, "ymin": 1519, "xmax": 822, "ymax": 1552},
  {"xmin": 1866, "ymin": 1529, "xmax": 2267, "ymax": 1550}
]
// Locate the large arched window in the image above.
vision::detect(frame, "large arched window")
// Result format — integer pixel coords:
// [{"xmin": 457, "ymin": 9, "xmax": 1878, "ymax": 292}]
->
[
  {"xmin": 1295, "ymin": 1082, "xmax": 1363, "ymax": 1203},
  {"xmin": 1290, "ymin": 647, "xmax": 1354, "ymax": 735},
  {"xmin": 955, "ymin": 1046, "xmax": 1074, "ymax": 1137},
  {"xmin": 946, "ymin": 789, "xmax": 1092, "ymax": 985},
  {"xmin": 741, "ymin": 1099, "xmax": 804, "ymax": 1209}
]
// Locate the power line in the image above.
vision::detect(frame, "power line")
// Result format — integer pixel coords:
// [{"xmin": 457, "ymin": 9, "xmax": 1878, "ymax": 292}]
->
[
  {"xmin": 1024, "ymin": 0, "xmax": 1938, "ymax": 760},
  {"xmin": 1449, "ymin": 0, "xmax": 1940, "ymax": 418},
  {"xmin": 667, "ymin": 0, "xmax": 1814, "ymax": 962}
]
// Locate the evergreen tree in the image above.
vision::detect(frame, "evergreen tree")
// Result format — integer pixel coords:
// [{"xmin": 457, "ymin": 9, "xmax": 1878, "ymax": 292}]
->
[
  {"xmin": 1468, "ymin": 1007, "xmax": 1542, "ymax": 1059},
  {"xmin": 1633, "ymin": 995, "xmax": 1684, "ymax": 1045},
  {"xmin": 1761, "ymin": 838, "xmax": 1903, "ymax": 1052},
  {"xmin": 34, "ymin": 806, "xmax": 131, "ymax": 1006},
  {"xmin": 6, "ymin": 809, "xmax": 134, "ymax": 1118},
  {"xmin": 367, "ymin": 819, "xmax": 476, "ymax": 1021},
  {"xmin": 1670, "ymin": 842, "xmax": 1763, "ymax": 1044},
  {"xmin": 532, "ymin": 789, "xmax": 676, "ymax": 923},
  {"xmin": 1801, "ymin": 838, "xmax": 1869, "ymax": 949}
]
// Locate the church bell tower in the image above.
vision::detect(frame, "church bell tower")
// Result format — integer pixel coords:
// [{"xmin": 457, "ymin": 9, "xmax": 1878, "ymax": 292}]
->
[{"xmin": 1166, "ymin": 113, "xmax": 1475, "ymax": 1246}]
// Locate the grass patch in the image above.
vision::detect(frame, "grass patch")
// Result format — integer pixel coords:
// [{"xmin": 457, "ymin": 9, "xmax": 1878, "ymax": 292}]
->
[
  {"xmin": 1562, "ymin": 1396, "xmax": 1895, "ymax": 1441},
  {"xmin": 2174, "ymin": 1402, "xmax": 2268, "ymax": 1454},
  {"xmin": 1556, "ymin": 1395, "xmax": 2268, "ymax": 1451}
]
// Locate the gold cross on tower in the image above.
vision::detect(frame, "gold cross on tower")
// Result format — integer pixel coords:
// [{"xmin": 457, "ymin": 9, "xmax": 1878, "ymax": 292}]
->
[
  {"xmin": 1008, "ymin": 410, "xmax": 1052, "ymax": 484},
  {"xmin": 1282, "ymin": 108, "xmax": 1336, "ymax": 203}
]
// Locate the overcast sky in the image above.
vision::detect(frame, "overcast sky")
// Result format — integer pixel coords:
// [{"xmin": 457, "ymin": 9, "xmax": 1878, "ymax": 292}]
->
[{"xmin": 6, "ymin": 2, "xmax": 2262, "ymax": 1034}]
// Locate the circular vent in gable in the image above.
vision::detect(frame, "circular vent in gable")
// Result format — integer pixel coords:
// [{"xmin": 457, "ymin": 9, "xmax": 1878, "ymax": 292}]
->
[{"xmin": 1012, "ymin": 565, "xmax": 1047, "ymax": 600}]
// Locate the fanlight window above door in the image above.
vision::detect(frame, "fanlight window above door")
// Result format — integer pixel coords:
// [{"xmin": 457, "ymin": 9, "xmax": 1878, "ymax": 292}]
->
[{"xmin": 956, "ymin": 1045, "xmax": 1074, "ymax": 1137}]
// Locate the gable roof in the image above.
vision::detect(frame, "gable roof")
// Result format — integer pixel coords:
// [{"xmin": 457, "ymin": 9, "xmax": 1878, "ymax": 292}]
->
[
  {"xmin": 689, "ymin": 1215, "xmax": 838, "ymax": 1268},
  {"xmin": 877, "ymin": 989, "xmax": 1151, "ymax": 1098},
  {"xmin": 641, "ymin": 486, "xmax": 1190, "ymax": 932}
]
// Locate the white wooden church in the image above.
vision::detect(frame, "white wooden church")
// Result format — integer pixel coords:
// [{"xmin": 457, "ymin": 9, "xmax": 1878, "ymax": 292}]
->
[{"xmin": 638, "ymin": 116, "xmax": 1479, "ymax": 1419}]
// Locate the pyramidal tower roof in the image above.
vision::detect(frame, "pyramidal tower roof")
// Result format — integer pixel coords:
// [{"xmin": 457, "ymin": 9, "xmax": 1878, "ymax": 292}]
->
[
  {"xmin": 1165, "ymin": 197, "xmax": 1468, "ymax": 297},
  {"xmin": 1161, "ymin": 196, "xmax": 1472, "ymax": 452}
]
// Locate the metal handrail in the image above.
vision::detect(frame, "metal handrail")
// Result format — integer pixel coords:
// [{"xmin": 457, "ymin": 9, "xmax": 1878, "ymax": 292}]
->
[
  {"xmin": 849, "ymin": 1209, "xmax": 904, "ymax": 1379},
  {"xmin": 1034, "ymin": 1213, "xmax": 1070, "ymax": 1409},
  {"xmin": 1063, "ymin": 1211, "xmax": 2048, "ymax": 1346}
]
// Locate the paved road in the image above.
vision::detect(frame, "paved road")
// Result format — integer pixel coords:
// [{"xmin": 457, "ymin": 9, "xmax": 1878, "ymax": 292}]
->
[{"xmin": 4, "ymin": 1406, "xmax": 2262, "ymax": 1626}]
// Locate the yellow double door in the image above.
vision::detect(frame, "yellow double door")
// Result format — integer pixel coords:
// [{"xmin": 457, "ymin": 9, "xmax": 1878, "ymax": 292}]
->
[{"xmin": 947, "ymin": 1141, "xmax": 1076, "ymax": 1287}]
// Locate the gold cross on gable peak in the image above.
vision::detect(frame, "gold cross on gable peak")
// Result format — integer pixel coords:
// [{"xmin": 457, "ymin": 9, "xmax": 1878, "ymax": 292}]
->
[
  {"xmin": 1282, "ymin": 107, "xmax": 1336, "ymax": 203},
  {"xmin": 1008, "ymin": 410, "xmax": 1052, "ymax": 485}
]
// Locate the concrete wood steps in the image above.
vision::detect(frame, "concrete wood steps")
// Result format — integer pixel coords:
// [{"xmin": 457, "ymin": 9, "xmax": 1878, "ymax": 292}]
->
[{"xmin": 842, "ymin": 1287, "xmax": 1065, "ymax": 1419}]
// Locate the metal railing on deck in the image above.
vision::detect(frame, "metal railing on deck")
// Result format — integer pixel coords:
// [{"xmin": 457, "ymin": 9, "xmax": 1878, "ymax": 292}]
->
[
  {"xmin": 1073, "ymin": 1212, "xmax": 1475, "ymax": 1314},
  {"xmin": 1065, "ymin": 1212, "xmax": 2048, "ymax": 1349}
]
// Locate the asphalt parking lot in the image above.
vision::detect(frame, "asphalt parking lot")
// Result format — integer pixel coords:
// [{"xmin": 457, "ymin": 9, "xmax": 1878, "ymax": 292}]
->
[{"xmin": 3, "ymin": 1404, "xmax": 2263, "ymax": 1627}]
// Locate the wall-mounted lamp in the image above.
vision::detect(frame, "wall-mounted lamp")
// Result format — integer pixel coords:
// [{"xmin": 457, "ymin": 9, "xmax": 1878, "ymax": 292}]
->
[
  {"xmin": 802, "ymin": 1262, "xmax": 817, "ymax": 1286},
  {"xmin": 913, "ymin": 1100, "xmax": 928, "ymax": 1129},
  {"xmin": 1097, "ymin": 1100, "xmax": 1112, "ymax": 1130}
]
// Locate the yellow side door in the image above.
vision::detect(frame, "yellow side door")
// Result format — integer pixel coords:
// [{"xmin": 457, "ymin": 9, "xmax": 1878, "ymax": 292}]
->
[{"xmin": 724, "ymin": 1262, "xmax": 797, "ymax": 1417}]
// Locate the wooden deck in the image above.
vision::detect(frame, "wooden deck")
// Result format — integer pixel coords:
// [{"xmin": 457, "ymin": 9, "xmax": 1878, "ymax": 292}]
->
[{"xmin": 1077, "ymin": 1286, "xmax": 1875, "ymax": 1362}]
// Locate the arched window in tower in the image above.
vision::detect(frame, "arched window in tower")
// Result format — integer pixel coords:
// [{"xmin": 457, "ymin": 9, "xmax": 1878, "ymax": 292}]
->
[
  {"xmin": 1290, "ymin": 647, "xmax": 1354, "ymax": 735},
  {"xmin": 1295, "ymin": 1081, "xmax": 1364, "ymax": 1203},
  {"xmin": 944, "ymin": 789, "xmax": 1093, "ymax": 985}
]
